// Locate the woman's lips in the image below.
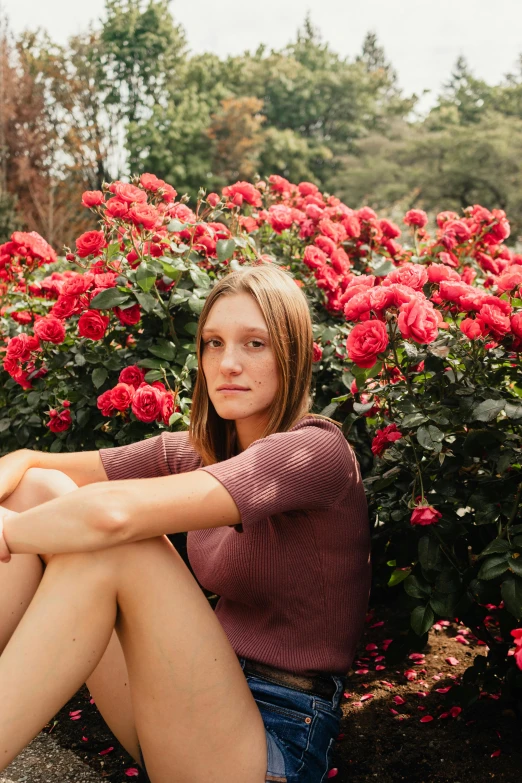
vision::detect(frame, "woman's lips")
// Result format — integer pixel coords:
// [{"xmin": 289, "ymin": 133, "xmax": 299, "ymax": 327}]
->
[{"xmin": 218, "ymin": 388, "xmax": 249, "ymax": 393}]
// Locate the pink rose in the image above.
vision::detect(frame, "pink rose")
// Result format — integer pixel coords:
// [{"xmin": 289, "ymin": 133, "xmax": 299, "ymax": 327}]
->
[
  {"xmin": 33, "ymin": 315, "xmax": 66, "ymax": 344},
  {"xmin": 460, "ymin": 318, "xmax": 483, "ymax": 340},
  {"xmin": 346, "ymin": 320, "xmax": 389, "ymax": 368},
  {"xmin": 131, "ymin": 384, "xmax": 163, "ymax": 423},
  {"xmin": 404, "ymin": 209, "xmax": 428, "ymax": 228},
  {"xmin": 398, "ymin": 299, "xmax": 439, "ymax": 344},
  {"xmin": 410, "ymin": 504, "xmax": 442, "ymax": 526}
]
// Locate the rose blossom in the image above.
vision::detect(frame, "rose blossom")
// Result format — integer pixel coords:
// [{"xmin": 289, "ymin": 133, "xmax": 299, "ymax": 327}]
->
[
  {"xmin": 105, "ymin": 197, "xmax": 129, "ymax": 218},
  {"xmin": 114, "ymin": 303, "xmax": 142, "ymax": 326},
  {"xmin": 207, "ymin": 192, "xmax": 221, "ymax": 207},
  {"xmin": 410, "ymin": 504, "xmax": 442, "ymax": 526},
  {"xmin": 76, "ymin": 231, "xmax": 106, "ymax": 258},
  {"xmin": 118, "ymin": 365, "xmax": 146, "ymax": 388},
  {"xmin": 110, "ymin": 182, "xmax": 147, "ymax": 204},
  {"xmin": 6, "ymin": 333, "xmax": 39, "ymax": 360},
  {"xmin": 404, "ymin": 209, "xmax": 428, "ymax": 228},
  {"xmin": 385, "ymin": 264, "xmax": 428, "ymax": 291},
  {"xmin": 346, "ymin": 320, "xmax": 389, "ymax": 368},
  {"xmin": 33, "ymin": 315, "xmax": 66, "ymax": 344},
  {"xmin": 47, "ymin": 409, "xmax": 72, "ymax": 433},
  {"xmin": 97, "ymin": 389, "xmax": 116, "ymax": 417},
  {"xmin": 398, "ymin": 299, "xmax": 440, "ymax": 344},
  {"xmin": 160, "ymin": 391, "xmax": 177, "ymax": 426},
  {"xmin": 303, "ymin": 246, "xmax": 327, "ymax": 270},
  {"xmin": 460, "ymin": 318, "xmax": 483, "ymax": 340},
  {"xmin": 131, "ymin": 384, "xmax": 163, "ymax": 423},
  {"xmin": 371, "ymin": 424, "xmax": 403, "ymax": 456},
  {"xmin": 511, "ymin": 313, "xmax": 522, "ymax": 339},
  {"xmin": 78, "ymin": 310, "xmax": 110, "ymax": 341},
  {"xmin": 222, "ymin": 181, "xmax": 262, "ymax": 207},
  {"xmin": 81, "ymin": 190, "xmax": 104, "ymax": 208},
  {"xmin": 312, "ymin": 342, "xmax": 323, "ymax": 362},
  {"xmin": 477, "ymin": 303, "xmax": 511, "ymax": 337},
  {"xmin": 128, "ymin": 204, "xmax": 160, "ymax": 231},
  {"xmin": 110, "ymin": 383, "xmax": 135, "ymax": 411}
]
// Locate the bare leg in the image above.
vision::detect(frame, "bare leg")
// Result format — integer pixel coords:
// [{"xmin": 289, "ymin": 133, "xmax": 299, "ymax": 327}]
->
[
  {"xmin": 0, "ymin": 469, "xmax": 141, "ymax": 763},
  {"xmin": 0, "ymin": 537, "xmax": 268, "ymax": 783}
]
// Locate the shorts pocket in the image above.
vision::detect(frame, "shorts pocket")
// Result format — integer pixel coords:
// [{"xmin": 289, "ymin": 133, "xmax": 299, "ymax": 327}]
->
[{"xmin": 253, "ymin": 697, "xmax": 315, "ymax": 776}]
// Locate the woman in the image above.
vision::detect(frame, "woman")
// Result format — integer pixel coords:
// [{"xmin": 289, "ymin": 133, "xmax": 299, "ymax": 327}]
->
[{"xmin": 0, "ymin": 263, "xmax": 371, "ymax": 783}]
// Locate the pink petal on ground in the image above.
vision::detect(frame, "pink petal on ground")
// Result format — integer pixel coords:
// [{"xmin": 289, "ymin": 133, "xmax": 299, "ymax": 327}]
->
[
  {"xmin": 336, "ymin": 733, "xmax": 345, "ymax": 740},
  {"xmin": 417, "ymin": 706, "xmax": 426, "ymax": 711},
  {"xmin": 69, "ymin": 710, "xmax": 82, "ymax": 717},
  {"xmin": 375, "ymin": 655, "xmax": 385, "ymax": 662},
  {"xmin": 445, "ymin": 657, "xmax": 459, "ymax": 666},
  {"xmin": 376, "ymin": 665, "xmax": 386, "ymax": 671},
  {"xmin": 432, "ymin": 675, "xmax": 441, "ymax": 681},
  {"xmin": 360, "ymin": 694, "xmax": 374, "ymax": 702},
  {"xmin": 353, "ymin": 701, "xmax": 363, "ymax": 708},
  {"xmin": 409, "ymin": 653, "xmax": 425, "ymax": 661},
  {"xmin": 343, "ymin": 692, "xmax": 353, "ymax": 699},
  {"xmin": 420, "ymin": 715, "xmax": 434, "ymax": 723},
  {"xmin": 432, "ymin": 623, "xmax": 443, "ymax": 631},
  {"xmin": 99, "ymin": 747, "xmax": 114, "ymax": 756},
  {"xmin": 81, "ymin": 737, "xmax": 88, "ymax": 742},
  {"xmin": 355, "ymin": 669, "xmax": 369, "ymax": 675},
  {"xmin": 491, "ymin": 750, "xmax": 501, "ymax": 758},
  {"xmin": 393, "ymin": 695, "xmax": 406, "ymax": 705},
  {"xmin": 390, "ymin": 708, "xmax": 399, "ymax": 715},
  {"xmin": 380, "ymin": 681, "xmax": 394, "ymax": 688},
  {"xmin": 125, "ymin": 770, "xmax": 140, "ymax": 777},
  {"xmin": 439, "ymin": 712, "xmax": 450, "ymax": 719},
  {"xmin": 89, "ymin": 698, "xmax": 95, "ymax": 704},
  {"xmin": 455, "ymin": 636, "xmax": 470, "ymax": 645},
  {"xmin": 383, "ymin": 639, "xmax": 393, "ymax": 644},
  {"xmin": 404, "ymin": 669, "xmax": 417, "ymax": 681},
  {"xmin": 416, "ymin": 692, "xmax": 428, "ymax": 698},
  {"xmin": 370, "ymin": 621, "xmax": 385, "ymax": 628},
  {"xmin": 366, "ymin": 643, "xmax": 378, "ymax": 651},
  {"xmin": 435, "ymin": 687, "xmax": 452, "ymax": 694},
  {"xmin": 70, "ymin": 716, "xmax": 81, "ymax": 721},
  {"xmin": 327, "ymin": 769, "xmax": 338, "ymax": 778},
  {"xmin": 450, "ymin": 706, "xmax": 462, "ymax": 718}
]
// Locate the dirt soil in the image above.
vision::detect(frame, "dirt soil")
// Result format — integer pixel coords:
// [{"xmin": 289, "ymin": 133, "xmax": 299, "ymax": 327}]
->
[{"xmin": 44, "ymin": 601, "xmax": 522, "ymax": 783}]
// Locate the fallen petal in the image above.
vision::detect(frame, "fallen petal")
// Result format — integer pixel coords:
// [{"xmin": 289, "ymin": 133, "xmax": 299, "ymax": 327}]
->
[
  {"xmin": 435, "ymin": 687, "xmax": 452, "ymax": 694},
  {"xmin": 445, "ymin": 657, "xmax": 459, "ymax": 666},
  {"xmin": 360, "ymin": 694, "xmax": 374, "ymax": 702},
  {"xmin": 491, "ymin": 749, "xmax": 501, "ymax": 758},
  {"xmin": 327, "ymin": 769, "xmax": 338, "ymax": 779},
  {"xmin": 393, "ymin": 696, "xmax": 406, "ymax": 705},
  {"xmin": 420, "ymin": 715, "xmax": 434, "ymax": 723},
  {"xmin": 99, "ymin": 747, "xmax": 114, "ymax": 756},
  {"xmin": 125, "ymin": 770, "xmax": 140, "ymax": 777}
]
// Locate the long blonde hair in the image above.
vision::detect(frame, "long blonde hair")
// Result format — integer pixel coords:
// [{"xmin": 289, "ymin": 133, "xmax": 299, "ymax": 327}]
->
[{"xmin": 189, "ymin": 262, "xmax": 340, "ymax": 466}]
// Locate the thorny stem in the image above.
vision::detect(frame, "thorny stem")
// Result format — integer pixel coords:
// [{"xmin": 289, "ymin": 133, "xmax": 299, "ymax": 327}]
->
[{"xmin": 407, "ymin": 435, "xmax": 425, "ymax": 503}]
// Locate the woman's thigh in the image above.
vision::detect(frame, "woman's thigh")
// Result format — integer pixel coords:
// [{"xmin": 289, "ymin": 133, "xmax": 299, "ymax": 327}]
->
[{"xmin": 237, "ymin": 658, "xmax": 344, "ymax": 783}]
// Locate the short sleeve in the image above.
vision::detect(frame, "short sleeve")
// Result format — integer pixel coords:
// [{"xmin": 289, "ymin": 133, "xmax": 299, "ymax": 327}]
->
[
  {"xmin": 196, "ymin": 424, "xmax": 355, "ymax": 529},
  {"xmin": 99, "ymin": 431, "xmax": 188, "ymax": 481}
]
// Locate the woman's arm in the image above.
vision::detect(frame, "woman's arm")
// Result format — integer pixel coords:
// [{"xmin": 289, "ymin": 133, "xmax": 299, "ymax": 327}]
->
[{"xmin": 21, "ymin": 448, "xmax": 109, "ymax": 486}]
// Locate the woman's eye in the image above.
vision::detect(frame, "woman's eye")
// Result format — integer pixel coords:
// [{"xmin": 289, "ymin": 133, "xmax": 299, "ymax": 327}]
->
[{"xmin": 204, "ymin": 339, "xmax": 264, "ymax": 348}]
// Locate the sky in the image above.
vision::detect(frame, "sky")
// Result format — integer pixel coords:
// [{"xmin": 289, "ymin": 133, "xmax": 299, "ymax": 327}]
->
[{"xmin": 2, "ymin": 0, "xmax": 521, "ymax": 110}]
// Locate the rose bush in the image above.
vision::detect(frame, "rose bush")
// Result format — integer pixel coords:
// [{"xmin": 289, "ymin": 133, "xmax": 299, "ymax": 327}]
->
[{"xmin": 2, "ymin": 172, "xmax": 522, "ymax": 706}]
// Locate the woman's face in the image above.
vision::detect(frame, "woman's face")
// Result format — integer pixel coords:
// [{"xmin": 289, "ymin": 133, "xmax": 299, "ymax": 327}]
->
[{"xmin": 201, "ymin": 292, "xmax": 280, "ymax": 427}]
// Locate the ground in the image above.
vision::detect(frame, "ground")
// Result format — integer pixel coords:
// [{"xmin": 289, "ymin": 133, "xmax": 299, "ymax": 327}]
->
[{"xmin": 39, "ymin": 600, "xmax": 521, "ymax": 783}]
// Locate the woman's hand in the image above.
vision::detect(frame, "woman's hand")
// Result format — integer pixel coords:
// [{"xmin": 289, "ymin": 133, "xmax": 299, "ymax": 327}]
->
[
  {"xmin": 0, "ymin": 508, "xmax": 17, "ymax": 563},
  {"xmin": 0, "ymin": 450, "xmax": 31, "ymax": 505}
]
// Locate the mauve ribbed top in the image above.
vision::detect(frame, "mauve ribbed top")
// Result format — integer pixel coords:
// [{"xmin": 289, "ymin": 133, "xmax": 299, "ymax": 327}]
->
[{"xmin": 99, "ymin": 414, "xmax": 372, "ymax": 676}]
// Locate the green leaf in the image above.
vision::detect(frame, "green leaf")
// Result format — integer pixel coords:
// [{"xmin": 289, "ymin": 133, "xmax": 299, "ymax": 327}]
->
[
  {"xmin": 411, "ymin": 604, "xmax": 435, "ymax": 635},
  {"xmin": 508, "ymin": 556, "xmax": 522, "ymax": 577},
  {"xmin": 148, "ymin": 341, "xmax": 176, "ymax": 361},
  {"xmin": 505, "ymin": 402, "xmax": 522, "ymax": 419},
  {"xmin": 472, "ymin": 399, "xmax": 505, "ymax": 422},
  {"xmin": 418, "ymin": 535, "xmax": 443, "ymax": 571},
  {"xmin": 136, "ymin": 262, "xmax": 156, "ymax": 293},
  {"xmin": 90, "ymin": 287, "xmax": 131, "ymax": 310},
  {"xmin": 216, "ymin": 238, "xmax": 236, "ymax": 262},
  {"xmin": 501, "ymin": 576, "xmax": 522, "ymax": 619},
  {"xmin": 388, "ymin": 568, "xmax": 411, "ymax": 587},
  {"xmin": 477, "ymin": 555, "xmax": 510, "ymax": 580},
  {"xmin": 463, "ymin": 430, "xmax": 503, "ymax": 457},
  {"xmin": 74, "ymin": 352, "xmax": 86, "ymax": 367},
  {"xmin": 372, "ymin": 259, "xmax": 395, "ymax": 277},
  {"xmin": 188, "ymin": 296, "xmax": 205, "ymax": 315},
  {"xmin": 106, "ymin": 242, "xmax": 121, "ymax": 261},
  {"xmin": 402, "ymin": 412, "xmax": 427, "ymax": 428},
  {"xmin": 92, "ymin": 367, "xmax": 108, "ymax": 389},
  {"xmin": 168, "ymin": 219, "xmax": 188, "ymax": 232},
  {"xmin": 183, "ymin": 321, "xmax": 199, "ymax": 336},
  {"xmin": 434, "ymin": 568, "xmax": 461, "ymax": 594},
  {"xmin": 0, "ymin": 419, "xmax": 11, "ymax": 433},
  {"xmin": 138, "ymin": 358, "xmax": 166, "ymax": 369},
  {"xmin": 353, "ymin": 401, "xmax": 374, "ymax": 414},
  {"xmin": 144, "ymin": 370, "xmax": 164, "ymax": 382},
  {"xmin": 27, "ymin": 391, "xmax": 41, "ymax": 406},
  {"xmin": 50, "ymin": 439, "xmax": 63, "ymax": 453},
  {"xmin": 478, "ymin": 538, "xmax": 511, "ymax": 558},
  {"xmin": 189, "ymin": 266, "xmax": 211, "ymax": 289},
  {"xmin": 76, "ymin": 408, "xmax": 90, "ymax": 428},
  {"xmin": 168, "ymin": 412, "xmax": 183, "ymax": 427},
  {"xmin": 404, "ymin": 574, "xmax": 431, "ymax": 599},
  {"xmin": 132, "ymin": 291, "xmax": 157, "ymax": 313},
  {"xmin": 429, "ymin": 591, "xmax": 458, "ymax": 617},
  {"xmin": 417, "ymin": 424, "xmax": 444, "ymax": 452}
]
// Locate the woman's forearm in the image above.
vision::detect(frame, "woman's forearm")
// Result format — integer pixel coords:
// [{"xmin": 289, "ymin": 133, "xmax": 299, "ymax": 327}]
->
[
  {"xmin": 22, "ymin": 448, "xmax": 109, "ymax": 487},
  {"xmin": 2, "ymin": 482, "xmax": 118, "ymax": 555}
]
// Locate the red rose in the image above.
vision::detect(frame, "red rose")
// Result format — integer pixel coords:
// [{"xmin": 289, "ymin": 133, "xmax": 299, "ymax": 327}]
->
[
  {"xmin": 438, "ymin": 280, "xmax": 473, "ymax": 303},
  {"xmin": 105, "ymin": 197, "xmax": 129, "ymax": 218},
  {"xmin": 398, "ymin": 299, "xmax": 439, "ymax": 344},
  {"xmin": 267, "ymin": 204, "xmax": 294, "ymax": 234},
  {"xmin": 303, "ymin": 246, "xmax": 327, "ymax": 270},
  {"xmin": 460, "ymin": 318, "xmax": 483, "ymax": 340},
  {"xmin": 76, "ymin": 231, "xmax": 106, "ymax": 258},
  {"xmin": 386, "ymin": 264, "xmax": 428, "ymax": 291},
  {"xmin": 140, "ymin": 173, "xmax": 164, "ymax": 192},
  {"xmin": 131, "ymin": 384, "xmax": 163, "ymax": 423},
  {"xmin": 268, "ymin": 175, "xmax": 292, "ymax": 194},
  {"xmin": 297, "ymin": 182, "xmax": 319, "ymax": 197},
  {"xmin": 511, "ymin": 313, "xmax": 522, "ymax": 339},
  {"xmin": 110, "ymin": 383, "xmax": 135, "ymax": 411},
  {"xmin": 477, "ymin": 303, "xmax": 511, "ymax": 337},
  {"xmin": 97, "ymin": 389, "xmax": 116, "ymax": 417},
  {"xmin": 410, "ymin": 504, "xmax": 442, "ymax": 526},
  {"xmin": 318, "ymin": 218, "xmax": 347, "ymax": 244},
  {"xmin": 379, "ymin": 219, "xmax": 401, "ymax": 239},
  {"xmin": 6, "ymin": 333, "xmax": 39, "ymax": 360},
  {"xmin": 119, "ymin": 365, "xmax": 145, "ymax": 388},
  {"xmin": 160, "ymin": 391, "xmax": 177, "ymax": 426},
  {"xmin": 47, "ymin": 409, "xmax": 72, "ymax": 433},
  {"xmin": 222, "ymin": 181, "xmax": 262, "ymax": 208},
  {"xmin": 33, "ymin": 315, "xmax": 66, "ymax": 344},
  {"xmin": 346, "ymin": 320, "xmax": 389, "ymax": 368},
  {"xmin": 344, "ymin": 291, "xmax": 372, "ymax": 322},
  {"xmin": 10, "ymin": 310, "xmax": 33, "ymax": 325},
  {"xmin": 61, "ymin": 273, "xmax": 94, "ymax": 297},
  {"xmin": 110, "ymin": 181, "xmax": 147, "ymax": 204},
  {"xmin": 81, "ymin": 190, "xmax": 104, "ymax": 208},
  {"xmin": 128, "ymin": 204, "xmax": 160, "ymax": 231},
  {"xmin": 371, "ymin": 423, "xmax": 403, "ymax": 456},
  {"xmin": 427, "ymin": 264, "xmax": 460, "ymax": 284},
  {"xmin": 404, "ymin": 209, "xmax": 428, "ymax": 228},
  {"xmin": 369, "ymin": 287, "xmax": 395, "ymax": 313},
  {"xmin": 50, "ymin": 295, "xmax": 86, "ymax": 319},
  {"xmin": 207, "ymin": 192, "xmax": 221, "ymax": 207},
  {"xmin": 497, "ymin": 266, "xmax": 522, "ymax": 293},
  {"xmin": 11, "ymin": 231, "xmax": 57, "ymax": 264},
  {"xmin": 114, "ymin": 303, "xmax": 142, "ymax": 326},
  {"xmin": 312, "ymin": 342, "xmax": 323, "ymax": 362},
  {"xmin": 78, "ymin": 310, "xmax": 109, "ymax": 341}
]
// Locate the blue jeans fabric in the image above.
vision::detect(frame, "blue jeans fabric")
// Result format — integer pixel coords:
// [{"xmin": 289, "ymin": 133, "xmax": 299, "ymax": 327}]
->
[{"xmin": 237, "ymin": 656, "xmax": 344, "ymax": 783}]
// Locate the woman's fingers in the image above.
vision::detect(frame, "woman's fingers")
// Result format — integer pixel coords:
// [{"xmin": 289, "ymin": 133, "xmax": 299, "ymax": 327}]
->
[{"xmin": 0, "ymin": 508, "xmax": 18, "ymax": 563}]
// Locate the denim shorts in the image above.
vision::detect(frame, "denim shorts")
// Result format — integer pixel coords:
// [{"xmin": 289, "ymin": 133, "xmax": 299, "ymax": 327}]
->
[{"xmin": 237, "ymin": 656, "xmax": 344, "ymax": 783}]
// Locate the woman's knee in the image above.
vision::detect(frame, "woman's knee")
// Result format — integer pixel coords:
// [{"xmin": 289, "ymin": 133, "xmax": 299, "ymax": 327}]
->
[{"xmin": 4, "ymin": 467, "xmax": 78, "ymax": 513}]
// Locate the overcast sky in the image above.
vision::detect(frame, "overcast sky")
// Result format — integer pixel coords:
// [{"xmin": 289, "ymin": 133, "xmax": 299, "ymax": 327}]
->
[{"xmin": 2, "ymin": 0, "xmax": 521, "ymax": 110}]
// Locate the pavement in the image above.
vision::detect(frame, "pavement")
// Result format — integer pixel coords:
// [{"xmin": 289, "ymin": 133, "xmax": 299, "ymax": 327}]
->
[{"xmin": 0, "ymin": 732, "xmax": 103, "ymax": 783}]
